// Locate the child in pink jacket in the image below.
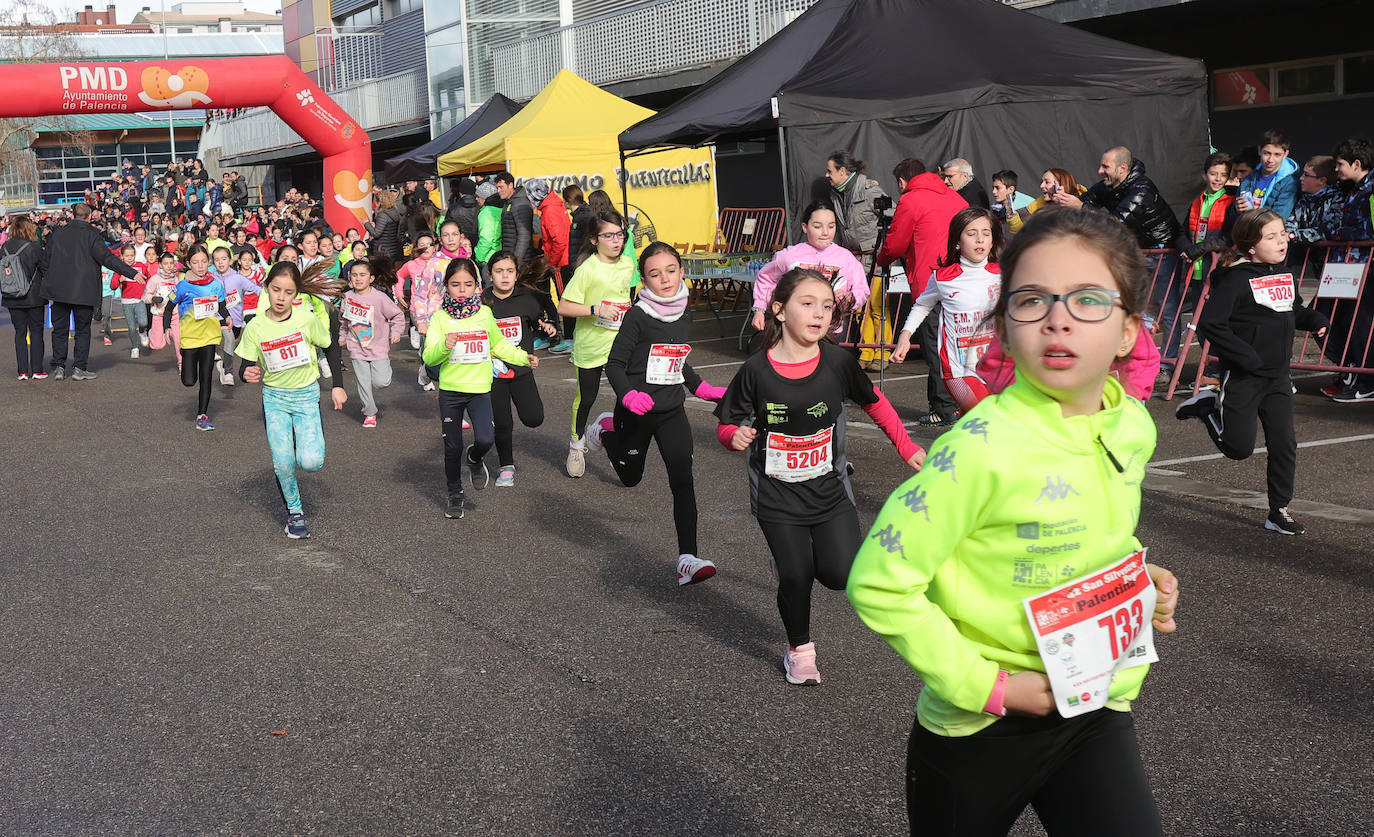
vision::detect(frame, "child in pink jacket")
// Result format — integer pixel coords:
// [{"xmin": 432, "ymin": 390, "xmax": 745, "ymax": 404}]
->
[{"xmin": 751, "ymin": 202, "xmax": 869, "ymax": 336}]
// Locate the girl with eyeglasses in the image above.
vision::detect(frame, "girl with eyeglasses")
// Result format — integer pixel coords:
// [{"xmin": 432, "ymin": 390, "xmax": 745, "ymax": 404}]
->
[
  {"xmin": 849, "ymin": 208, "xmax": 1181, "ymax": 837},
  {"xmin": 556, "ymin": 210, "xmax": 637, "ymax": 478}
]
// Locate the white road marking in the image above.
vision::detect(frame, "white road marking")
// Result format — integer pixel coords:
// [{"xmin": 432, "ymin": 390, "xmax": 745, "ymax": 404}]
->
[
  {"xmin": 1145, "ymin": 473, "xmax": 1374, "ymax": 524},
  {"xmin": 1148, "ymin": 433, "xmax": 1374, "ymax": 469}
]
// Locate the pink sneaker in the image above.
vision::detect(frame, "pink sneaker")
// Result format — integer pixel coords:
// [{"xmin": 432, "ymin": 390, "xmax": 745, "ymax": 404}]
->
[
  {"xmin": 783, "ymin": 642, "xmax": 820, "ymax": 685},
  {"xmin": 586, "ymin": 411, "xmax": 615, "ymax": 450},
  {"xmin": 362, "ymin": 414, "xmax": 377, "ymax": 428}
]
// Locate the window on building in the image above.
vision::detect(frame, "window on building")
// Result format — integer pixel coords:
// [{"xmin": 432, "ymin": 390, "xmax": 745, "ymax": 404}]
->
[
  {"xmin": 335, "ymin": 5, "xmax": 381, "ymax": 29},
  {"xmin": 1275, "ymin": 62, "xmax": 1336, "ymax": 99},
  {"xmin": 177, "ymin": 27, "xmax": 193, "ymax": 33},
  {"xmin": 388, "ymin": 0, "xmax": 421, "ymax": 16},
  {"xmin": 1345, "ymin": 55, "xmax": 1374, "ymax": 95}
]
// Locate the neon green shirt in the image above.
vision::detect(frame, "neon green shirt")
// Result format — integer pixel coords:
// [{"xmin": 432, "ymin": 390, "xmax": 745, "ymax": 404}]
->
[
  {"xmin": 421, "ymin": 305, "xmax": 530, "ymax": 394},
  {"xmin": 235, "ymin": 298, "xmax": 330, "ymax": 389},
  {"xmin": 847, "ymin": 376, "xmax": 1157, "ymax": 737},
  {"xmin": 562, "ymin": 256, "xmax": 635, "ymax": 369}
]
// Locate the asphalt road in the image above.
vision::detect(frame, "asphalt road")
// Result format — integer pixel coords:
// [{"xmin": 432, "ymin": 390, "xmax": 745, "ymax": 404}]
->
[{"xmin": 1, "ymin": 306, "xmax": 1370, "ymax": 836}]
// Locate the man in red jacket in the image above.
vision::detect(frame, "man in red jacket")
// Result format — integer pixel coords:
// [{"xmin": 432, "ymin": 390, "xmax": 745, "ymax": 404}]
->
[
  {"xmin": 877, "ymin": 157, "xmax": 968, "ymax": 426},
  {"xmin": 537, "ymin": 184, "xmax": 570, "ymax": 272}
]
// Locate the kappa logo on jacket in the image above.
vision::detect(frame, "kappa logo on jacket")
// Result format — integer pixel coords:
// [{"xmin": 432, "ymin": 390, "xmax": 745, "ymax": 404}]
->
[
  {"xmin": 926, "ymin": 448, "xmax": 957, "ymax": 480},
  {"xmin": 870, "ymin": 523, "xmax": 908, "ymax": 560},
  {"xmin": 900, "ymin": 485, "xmax": 930, "ymax": 521},
  {"xmin": 959, "ymin": 417, "xmax": 989, "ymax": 442},
  {"xmin": 1035, "ymin": 476, "xmax": 1081, "ymax": 503}
]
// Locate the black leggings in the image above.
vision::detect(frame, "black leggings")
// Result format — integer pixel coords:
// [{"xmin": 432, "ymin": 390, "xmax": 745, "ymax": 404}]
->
[
  {"xmin": 1204, "ymin": 370, "xmax": 1297, "ymax": 511},
  {"xmin": 490, "ymin": 372, "xmax": 545, "ymax": 467},
  {"xmin": 601, "ymin": 405, "xmax": 697, "ymax": 555},
  {"xmin": 559, "ymin": 265, "xmax": 577, "ymax": 341},
  {"xmin": 757, "ymin": 505, "xmax": 861, "ymax": 647},
  {"xmin": 906, "ymin": 710, "xmax": 1161, "ymax": 837},
  {"xmin": 180, "ymin": 344, "xmax": 217, "ymax": 415},
  {"xmin": 8, "ymin": 306, "xmax": 44, "ymax": 375},
  {"xmin": 571, "ymin": 364, "xmax": 603, "ymax": 440},
  {"xmin": 439, "ymin": 390, "xmax": 495, "ymax": 494}
]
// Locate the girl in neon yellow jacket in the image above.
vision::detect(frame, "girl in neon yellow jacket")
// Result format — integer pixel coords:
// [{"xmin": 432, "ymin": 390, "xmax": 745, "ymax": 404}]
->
[
  {"xmin": 848, "ymin": 209, "xmax": 1180, "ymax": 836},
  {"xmin": 421, "ymin": 257, "xmax": 536, "ymax": 520}
]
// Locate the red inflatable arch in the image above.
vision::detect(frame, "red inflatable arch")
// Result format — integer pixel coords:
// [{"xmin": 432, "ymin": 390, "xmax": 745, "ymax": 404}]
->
[{"xmin": 0, "ymin": 55, "xmax": 373, "ymax": 234}]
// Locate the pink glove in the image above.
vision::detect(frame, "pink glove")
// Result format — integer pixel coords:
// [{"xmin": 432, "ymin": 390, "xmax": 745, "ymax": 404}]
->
[
  {"xmin": 695, "ymin": 381, "xmax": 726, "ymax": 401},
  {"xmin": 622, "ymin": 389, "xmax": 654, "ymax": 415}
]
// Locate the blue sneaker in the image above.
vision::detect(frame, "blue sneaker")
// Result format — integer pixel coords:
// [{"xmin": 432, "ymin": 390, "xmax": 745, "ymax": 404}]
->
[
  {"xmin": 549, "ymin": 339, "xmax": 574, "ymax": 354},
  {"xmin": 533, "ymin": 336, "xmax": 551, "ymax": 351},
  {"xmin": 195, "ymin": 414, "xmax": 214, "ymax": 431},
  {"xmin": 285, "ymin": 513, "xmax": 309, "ymax": 539}
]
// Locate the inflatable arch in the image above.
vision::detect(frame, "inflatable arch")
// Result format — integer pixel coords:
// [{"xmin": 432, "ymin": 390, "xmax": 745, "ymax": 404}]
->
[{"xmin": 0, "ymin": 56, "xmax": 373, "ymax": 233}]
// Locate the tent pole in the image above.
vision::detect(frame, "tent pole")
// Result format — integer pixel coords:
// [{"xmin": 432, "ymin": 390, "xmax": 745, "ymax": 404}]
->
[
  {"xmin": 777, "ymin": 124, "xmax": 792, "ymax": 244},
  {"xmin": 619, "ymin": 147, "xmax": 630, "ymax": 219}
]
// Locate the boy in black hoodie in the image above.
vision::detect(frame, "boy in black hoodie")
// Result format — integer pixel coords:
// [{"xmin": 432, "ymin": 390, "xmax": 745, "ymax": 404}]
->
[{"xmin": 1176, "ymin": 209, "xmax": 1328, "ymax": 534}]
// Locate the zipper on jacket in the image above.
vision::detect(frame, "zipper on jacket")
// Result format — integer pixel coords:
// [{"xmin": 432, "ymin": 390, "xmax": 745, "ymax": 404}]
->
[{"xmin": 1096, "ymin": 435, "xmax": 1124, "ymax": 474}]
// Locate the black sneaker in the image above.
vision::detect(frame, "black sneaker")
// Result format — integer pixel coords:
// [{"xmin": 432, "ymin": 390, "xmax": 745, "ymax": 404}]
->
[
  {"xmin": 1265, "ymin": 507, "xmax": 1305, "ymax": 535},
  {"xmin": 916, "ymin": 412, "xmax": 956, "ymax": 427},
  {"xmin": 70, "ymin": 368, "xmax": 98, "ymax": 381},
  {"xmin": 465, "ymin": 444, "xmax": 490, "ymax": 490},
  {"xmin": 444, "ymin": 492, "xmax": 465, "ymax": 519},
  {"xmin": 1174, "ymin": 390, "xmax": 1217, "ymax": 421},
  {"xmin": 1330, "ymin": 384, "xmax": 1374, "ymax": 404}
]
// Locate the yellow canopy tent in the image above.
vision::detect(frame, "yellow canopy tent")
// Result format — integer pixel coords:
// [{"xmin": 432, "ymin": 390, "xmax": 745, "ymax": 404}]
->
[{"xmin": 437, "ymin": 70, "xmax": 717, "ymax": 252}]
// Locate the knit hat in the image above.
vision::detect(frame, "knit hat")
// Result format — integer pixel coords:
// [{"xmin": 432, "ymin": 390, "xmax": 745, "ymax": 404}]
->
[
  {"xmin": 475, "ymin": 181, "xmax": 497, "ymax": 200},
  {"xmin": 524, "ymin": 178, "xmax": 550, "ymax": 204}
]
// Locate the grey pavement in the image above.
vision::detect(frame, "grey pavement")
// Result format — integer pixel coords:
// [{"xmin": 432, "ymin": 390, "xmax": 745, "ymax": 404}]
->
[{"xmin": 0, "ymin": 307, "xmax": 1370, "ymax": 835}]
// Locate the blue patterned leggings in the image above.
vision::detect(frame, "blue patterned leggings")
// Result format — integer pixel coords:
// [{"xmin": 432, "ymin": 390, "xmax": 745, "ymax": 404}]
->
[{"xmin": 262, "ymin": 383, "xmax": 325, "ymax": 514}]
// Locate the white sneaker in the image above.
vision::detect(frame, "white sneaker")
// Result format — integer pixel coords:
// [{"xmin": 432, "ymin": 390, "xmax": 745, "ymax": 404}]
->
[
  {"xmin": 221, "ymin": 370, "xmax": 235, "ymax": 386},
  {"xmin": 409, "ymin": 326, "xmax": 421, "ymax": 350},
  {"xmin": 318, "ymin": 357, "xmax": 332, "ymax": 378},
  {"xmin": 677, "ymin": 554, "xmax": 716, "ymax": 586},
  {"xmin": 586, "ymin": 411, "xmax": 614, "ymax": 450},
  {"xmin": 566, "ymin": 436, "xmax": 587, "ymax": 478},
  {"xmin": 130, "ymin": 347, "xmax": 139, "ymax": 359},
  {"xmin": 139, "ymin": 332, "xmax": 149, "ymax": 348},
  {"xmin": 495, "ymin": 465, "xmax": 515, "ymax": 487},
  {"xmin": 418, "ymin": 366, "xmax": 429, "ymax": 388}
]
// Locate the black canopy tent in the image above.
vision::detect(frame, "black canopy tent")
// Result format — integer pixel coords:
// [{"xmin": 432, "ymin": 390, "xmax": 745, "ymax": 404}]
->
[
  {"xmin": 619, "ymin": 0, "xmax": 1209, "ymax": 230},
  {"xmin": 384, "ymin": 94, "xmax": 522, "ymax": 184}
]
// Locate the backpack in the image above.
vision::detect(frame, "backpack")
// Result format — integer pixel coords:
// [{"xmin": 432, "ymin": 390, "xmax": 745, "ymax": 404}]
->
[{"xmin": 0, "ymin": 242, "xmax": 32, "ymax": 297}]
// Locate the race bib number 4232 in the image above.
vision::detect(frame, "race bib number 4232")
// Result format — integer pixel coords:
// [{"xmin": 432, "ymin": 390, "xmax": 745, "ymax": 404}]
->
[{"xmin": 1022, "ymin": 549, "xmax": 1158, "ymax": 718}]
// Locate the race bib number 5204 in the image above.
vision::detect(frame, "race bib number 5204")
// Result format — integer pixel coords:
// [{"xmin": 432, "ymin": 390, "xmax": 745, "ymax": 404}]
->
[{"xmin": 1022, "ymin": 549, "xmax": 1158, "ymax": 718}]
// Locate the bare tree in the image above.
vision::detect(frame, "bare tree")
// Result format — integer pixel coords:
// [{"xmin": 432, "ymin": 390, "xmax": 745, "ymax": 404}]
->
[{"xmin": 0, "ymin": 0, "xmax": 92, "ymax": 208}]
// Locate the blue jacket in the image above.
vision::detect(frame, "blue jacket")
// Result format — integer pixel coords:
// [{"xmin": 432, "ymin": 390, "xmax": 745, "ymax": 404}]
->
[{"xmin": 1239, "ymin": 157, "xmax": 1300, "ymax": 220}]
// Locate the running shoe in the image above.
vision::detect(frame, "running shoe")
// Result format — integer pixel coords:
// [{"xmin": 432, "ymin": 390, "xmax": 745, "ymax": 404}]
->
[
  {"xmin": 1331, "ymin": 384, "xmax": 1374, "ymax": 404},
  {"xmin": 195, "ymin": 414, "xmax": 214, "ymax": 431},
  {"xmin": 139, "ymin": 332, "xmax": 150, "ymax": 348},
  {"xmin": 102, "ymin": 336, "xmax": 113, "ymax": 346},
  {"xmin": 221, "ymin": 370, "xmax": 235, "ymax": 386},
  {"xmin": 70, "ymin": 368, "xmax": 98, "ymax": 381},
  {"xmin": 1154, "ymin": 366, "xmax": 1175, "ymax": 387},
  {"xmin": 677, "ymin": 554, "xmax": 717, "ymax": 586},
  {"xmin": 32, "ymin": 372, "xmax": 47, "ymax": 380},
  {"xmin": 362, "ymin": 414, "xmax": 377, "ymax": 428},
  {"xmin": 1323, "ymin": 372, "xmax": 1355, "ymax": 398},
  {"xmin": 783, "ymin": 642, "xmax": 820, "ymax": 685},
  {"xmin": 130, "ymin": 348, "xmax": 140, "ymax": 359},
  {"xmin": 585, "ymin": 411, "xmax": 615, "ymax": 450},
  {"xmin": 465, "ymin": 444, "xmax": 490, "ymax": 490},
  {"xmin": 549, "ymin": 339, "xmax": 574, "ymax": 354},
  {"xmin": 17, "ymin": 373, "xmax": 28, "ymax": 381},
  {"xmin": 444, "ymin": 492, "xmax": 465, "ymax": 519},
  {"xmin": 285, "ymin": 513, "xmax": 309, "ymax": 539},
  {"xmin": 915, "ymin": 412, "xmax": 955, "ymax": 427},
  {"xmin": 1265, "ymin": 507, "xmax": 1305, "ymax": 536},
  {"xmin": 495, "ymin": 465, "xmax": 515, "ymax": 487},
  {"xmin": 533, "ymin": 336, "xmax": 551, "ymax": 351},
  {"xmin": 51, "ymin": 368, "xmax": 64, "ymax": 381},
  {"xmin": 462, "ymin": 418, "xmax": 471, "ymax": 430},
  {"xmin": 1174, "ymin": 390, "xmax": 1217, "ymax": 421},
  {"xmin": 566, "ymin": 437, "xmax": 586, "ymax": 478},
  {"xmin": 410, "ymin": 326, "xmax": 421, "ymax": 350}
]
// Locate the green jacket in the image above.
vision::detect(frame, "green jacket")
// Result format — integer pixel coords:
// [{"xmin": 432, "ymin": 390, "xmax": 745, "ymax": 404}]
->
[
  {"xmin": 475, "ymin": 204, "xmax": 502, "ymax": 265},
  {"xmin": 421, "ymin": 305, "xmax": 530, "ymax": 394},
  {"xmin": 847, "ymin": 376, "xmax": 1157, "ymax": 737}
]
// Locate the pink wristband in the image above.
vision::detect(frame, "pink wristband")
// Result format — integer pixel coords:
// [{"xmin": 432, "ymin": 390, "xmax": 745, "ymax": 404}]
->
[{"xmin": 983, "ymin": 669, "xmax": 1009, "ymax": 717}]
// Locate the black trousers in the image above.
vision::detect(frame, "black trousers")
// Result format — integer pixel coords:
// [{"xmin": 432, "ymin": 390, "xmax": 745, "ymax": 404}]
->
[
  {"xmin": 439, "ymin": 390, "xmax": 495, "ymax": 494},
  {"xmin": 906, "ymin": 710, "xmax": 1161, "ymax": 837},
  {"xmin": 490, "ymin": 372, "xmax": 545, "ymax": 467},
  {"xmin": 918, "ymin": 306, "xmax": 957, "ymax": 419},
  {"xmin": 180, "ymin": 344, "xmax": 217, "ymax": 415},
  {"xmin": 757, "ymin": 505, "xmax": 861, "ymax": 647},
  {"xmin": 572, "ymin": 365, "xmax": 602, "ymax": 440},
  {"xmin": 49, "ymin": 302, "xmax": 94, "ymax": 371},
  {"xmin": 1202, "ymin": 370, "xmax": 1297, "ymax": 511},
  {"xmin": 559, "ymin": 265, "xmax": 577, "ymax": 341},
  {"xmin": 8, "ymin": 306, "xmax": 44, "ymax": 375},
  {"xmin": 601, "ymin": 404, "xmax": 697, "ymax": 555}
]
